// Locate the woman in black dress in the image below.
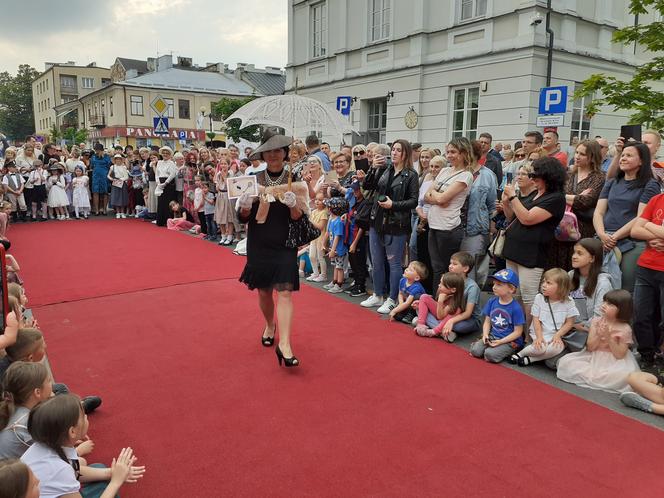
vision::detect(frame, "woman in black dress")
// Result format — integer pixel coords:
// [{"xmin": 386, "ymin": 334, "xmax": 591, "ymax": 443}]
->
[{"xmin": 238, "ymin": 129, "xmax": 307, "ymax": 367}]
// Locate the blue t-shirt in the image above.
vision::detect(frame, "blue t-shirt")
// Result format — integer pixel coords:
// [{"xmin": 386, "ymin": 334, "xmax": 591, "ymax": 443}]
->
[
  {"xmin": 327, "ymin": 216, "xmax": 347, "ymax": 256},
  {"xmin": 399, "ymin": 277, "xmax": 425, "ymax": 300},
  {"xmin": 599, "ymin": 177, "xmax": 660, "ymax": 232},
  {"xmin": 481, "ymin": 297, "xmax": 525, "ymax": 346}
]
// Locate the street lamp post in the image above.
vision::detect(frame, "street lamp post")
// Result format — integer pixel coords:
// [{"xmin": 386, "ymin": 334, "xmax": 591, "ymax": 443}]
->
[{"xmin": 199, "ymin": 106, "xmax": 215, "ymax": 144}]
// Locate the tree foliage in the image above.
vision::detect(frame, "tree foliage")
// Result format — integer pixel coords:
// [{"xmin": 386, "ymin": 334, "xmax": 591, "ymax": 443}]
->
[
  {"xmin": 62, "ymin": 127, "xmax": 88, "ymax": 145},
  {"xmin": 576, "ymin": 0, "xmax": 664, "ymax": 130},
  {"xmin": 0, "ymin": 64, "xmax": 39, "ymax": 141},
  {"xmin": 213, "ymin": 97, "xmax": 260, "ymax": 142}
]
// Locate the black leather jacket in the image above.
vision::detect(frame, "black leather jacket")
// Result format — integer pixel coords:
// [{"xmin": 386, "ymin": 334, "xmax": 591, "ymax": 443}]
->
[{"xmin": 363, "ymin": 165, "xmax": 419, "ymax": 235}]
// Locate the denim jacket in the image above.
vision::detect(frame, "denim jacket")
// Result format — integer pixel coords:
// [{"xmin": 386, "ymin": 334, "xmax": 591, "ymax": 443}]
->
[{"xmin": 465, "ymin": 166, "xmax": 497, "ymax": 236}]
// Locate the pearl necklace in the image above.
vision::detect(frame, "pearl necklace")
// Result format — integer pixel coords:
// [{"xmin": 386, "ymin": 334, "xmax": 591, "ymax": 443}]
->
[{"xmin": 264, "ymin": 168, "xmax": 287, "ymax": 186}]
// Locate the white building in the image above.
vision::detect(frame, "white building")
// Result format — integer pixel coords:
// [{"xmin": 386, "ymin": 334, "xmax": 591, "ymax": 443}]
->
[{"xmin": 287, "ymin": 0, "xmax": 657, "ymax": 148}]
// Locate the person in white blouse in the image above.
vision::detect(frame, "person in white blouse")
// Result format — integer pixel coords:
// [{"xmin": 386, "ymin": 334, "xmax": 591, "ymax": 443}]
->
[
  {"xmin": 155, "ymin": 146, "xmax": 179, "ymax": 226},
  {"xmin": 107, "ymin": 154, "xmax": 130, "ymax": 218}
]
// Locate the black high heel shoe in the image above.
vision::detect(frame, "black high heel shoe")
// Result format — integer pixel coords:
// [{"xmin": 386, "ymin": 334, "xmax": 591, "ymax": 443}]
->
[
  {"xmin": 261, "ymin": 325, "xmax": 276, "ymax": 347},
  {"xmin": 276, "ymin": 346, "xmax": 299, "ymax": 367}
]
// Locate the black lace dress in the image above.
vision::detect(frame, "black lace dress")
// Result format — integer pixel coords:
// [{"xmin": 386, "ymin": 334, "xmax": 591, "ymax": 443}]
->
[{"xmin": 239, "ymin": 169, "xmax": 299, "ymax": 291}]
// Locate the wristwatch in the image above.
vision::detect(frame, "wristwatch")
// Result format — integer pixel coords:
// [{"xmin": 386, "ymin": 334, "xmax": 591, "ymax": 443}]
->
[{"xmin": 508, "ymin": 195, "xmax": 518, "ymax": 202}]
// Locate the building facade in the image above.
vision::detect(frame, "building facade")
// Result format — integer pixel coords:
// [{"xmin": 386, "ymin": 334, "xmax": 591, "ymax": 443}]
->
[
  {"xmin": 51, "ymin": 55, "xmax": 286, "ymax": 149},
  {"xmin": 287, "ymin": 0, "xmax": 657, "ymax": 148},
  {"xmin": 32, "ymin": 62, "xmax": 111, "ymax": 138}
]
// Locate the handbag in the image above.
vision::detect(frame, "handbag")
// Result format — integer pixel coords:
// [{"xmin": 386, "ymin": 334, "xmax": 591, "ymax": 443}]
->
[
  {"xmin": 548, "ymin": 298, "xmax": 587, "ymax": 352},
  {"xmin": 555, "ymin": 205, "xmax": 581, "ymax": 242},
  {"xmin": 285, "ymin": 214, "xmax": 321, "ymax": 249},
  {"xmin": 110, "ymin": 166, "xmax": 124, "ymax": 189},
  {"xmin": 488, "ymin": 218, "xmax": 515, "ymax": 258},
  {"xmin": 487, "ymin": 229, "xmax": 507, "ymax": 258}
]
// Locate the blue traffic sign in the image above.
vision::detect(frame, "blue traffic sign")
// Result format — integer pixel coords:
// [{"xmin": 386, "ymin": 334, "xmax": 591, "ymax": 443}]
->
[
  {"xmin": 538, "ymin": 86, "xmax": 567, "ymax": 114},
  {"xmin": 336, "ymin": 96, "xmax": 352, "ymax": 116},
  {"xmin": 153, "ymin": 117, "xmax": 169, "ymax": 136},
  {"xmin": 178, "ymin": 130, "xmax": 187, "ymax": 140}
]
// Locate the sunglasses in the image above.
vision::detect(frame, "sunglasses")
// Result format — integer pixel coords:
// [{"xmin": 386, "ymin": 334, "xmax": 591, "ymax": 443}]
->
[
  {"xmin": 527, "ymin": 172, "xmax": 542, "ymax": 179},
  {"xmin": 515, "ymin": 154, "xmax": 526, "ymax": 159},
  {"xmin": 353, "ymin": 151, "xmax": 365, "ymax": 156}
]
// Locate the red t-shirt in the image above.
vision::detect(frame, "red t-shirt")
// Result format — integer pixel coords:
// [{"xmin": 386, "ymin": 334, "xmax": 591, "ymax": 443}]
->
[
  {"xmin": 637, "ymin": 193, "xmax": 664, "ymax": 272},
  {"xmin": 552, "ymin": 150, "xmax": 568, "ymax": 168}
]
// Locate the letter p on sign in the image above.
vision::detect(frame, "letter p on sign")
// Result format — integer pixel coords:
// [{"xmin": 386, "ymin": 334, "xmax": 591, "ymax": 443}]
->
[{"xmin": 538, "ymin": 86, "xmax": 568, "ymax": 115}]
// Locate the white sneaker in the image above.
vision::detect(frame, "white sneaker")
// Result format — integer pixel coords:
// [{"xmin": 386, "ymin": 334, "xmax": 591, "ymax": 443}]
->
[
  {"xmin": 328, "ymin": 284, "xmax": 343, "ymax": 293},
  {"xmin": 323, "ymin": 281, "xmax": 335, "ymax": 290},
  {"xmin": 121, "ymin": 213, "xmax": 127, "ymax": 219},
  {"xmin": 151, "ymin": 220, "xmax": 157, "ymax": 224},
  {"xmin": 377, "ymin": 298, "xmax": 397, "ymax": 314},
  {"xmin": 116, "ymin": 213, "xmax": 121, "ymax": 219},
  {"xmin": 360, "ymin": 295, "xmax": 384, "ymax": 308},
  {"xmin": 313, "ymin": 274, "xmax": 327, "ymax": 282},
  {"xmin": 306, "ymin": 274, "xmax": 320, "ymax": 282}
]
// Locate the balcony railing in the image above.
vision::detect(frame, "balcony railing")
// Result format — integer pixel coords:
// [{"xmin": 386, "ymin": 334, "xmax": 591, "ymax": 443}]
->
[{"xmin": 89, "ymin": 113, "xmax": 105, "ymax": 128}]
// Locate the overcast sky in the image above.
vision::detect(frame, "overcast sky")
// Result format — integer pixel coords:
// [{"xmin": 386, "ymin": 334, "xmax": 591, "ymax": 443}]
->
[{"xmin": 0, "ymin": 0, "xmax": 287, "ymax": 75}]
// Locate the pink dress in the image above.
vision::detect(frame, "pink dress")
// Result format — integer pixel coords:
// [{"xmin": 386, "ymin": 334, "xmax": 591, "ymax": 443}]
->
[
  {"xmin": 556, "ymin": 317, "xmax": 639, "ymax": 393},
  {"xmin": 182, "ymin": 166, "xmax": 198, "ymax": 223}
]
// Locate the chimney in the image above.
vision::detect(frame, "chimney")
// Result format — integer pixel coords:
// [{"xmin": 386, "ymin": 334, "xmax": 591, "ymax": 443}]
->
[
  {"xmin": 87, "ymin": 62, "xmax": 97, "ymax": 68},
  {"xmin": 156, "ymin": 54, "xmax": 173, "ymax": 71},
  {"xmin": 147, "ymin": 58, "xmax": 156, "ymax": 72},
  {"xmin": 265, "ymin": 66, "xmax": 283, "ymax": 75}
]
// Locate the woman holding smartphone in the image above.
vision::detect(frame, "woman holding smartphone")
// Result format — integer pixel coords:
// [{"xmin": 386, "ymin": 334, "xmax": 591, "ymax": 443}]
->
[{"xmin": 356, "ymin": 140, "xmax": 419, "ymax": 314}]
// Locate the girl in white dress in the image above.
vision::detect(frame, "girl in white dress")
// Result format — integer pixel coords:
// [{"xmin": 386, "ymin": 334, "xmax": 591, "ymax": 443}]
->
[
  {"xmin": 46, "ymin": 164, "xmax": 69, "ymax": 220},
  {"xmin": 72, "ymin": 166, "xmax": 91, "ymax": 219},
  {"xmin": 509, "ymin": 268, "xmax": 579, "ymax": 366},
  {"xmin": 557, "ymin": 289, "xmax": 639, "ymax": 393}
]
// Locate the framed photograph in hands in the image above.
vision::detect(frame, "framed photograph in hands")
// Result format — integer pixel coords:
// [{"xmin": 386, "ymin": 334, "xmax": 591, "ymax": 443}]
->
[{"xmin": 227, "ymin": 175, "xmax": 259, "ymax": 200}]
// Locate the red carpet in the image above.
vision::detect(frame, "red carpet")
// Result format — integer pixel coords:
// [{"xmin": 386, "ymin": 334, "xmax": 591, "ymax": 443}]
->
[
  {"xmin": 9, "ymin": 219, "xmax": 240, "ymax": 307},
  {"xmin": 13, "ymin": 220, "xmax": 664, "ymax": 497}
]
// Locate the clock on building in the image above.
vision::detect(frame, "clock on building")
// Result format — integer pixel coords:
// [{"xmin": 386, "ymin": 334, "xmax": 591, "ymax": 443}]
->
[{"xmin": 404, "ymin": 108, "xmax": 418, "ymax": 129}]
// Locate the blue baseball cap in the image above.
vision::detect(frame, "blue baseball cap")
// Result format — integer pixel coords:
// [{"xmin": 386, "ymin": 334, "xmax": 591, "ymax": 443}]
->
[{"xmin": 489, "ymin": 268, "xmax": 519, "ymax": 287}]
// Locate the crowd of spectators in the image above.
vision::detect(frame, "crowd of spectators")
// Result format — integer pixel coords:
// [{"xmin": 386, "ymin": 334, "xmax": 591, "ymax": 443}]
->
[{"xmin": 2, "ymin": 126, "xmax": 664, "ymax": 495}]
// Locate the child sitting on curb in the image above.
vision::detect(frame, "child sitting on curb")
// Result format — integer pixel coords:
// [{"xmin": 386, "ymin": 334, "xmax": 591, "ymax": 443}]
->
[
  {"xmin": 389, "ymin": 261, "xmax": 427, "ymax": 324},
  {"xmin": 414, "ymin": 272, "xmax": 464, "ymax": 339},
  {"xmin": 470, "ymin": 269, "xmax": 525, "ymax": 363}
]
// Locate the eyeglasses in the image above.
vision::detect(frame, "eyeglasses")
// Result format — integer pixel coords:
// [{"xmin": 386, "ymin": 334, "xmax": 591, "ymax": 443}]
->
[
  {"xmin": 353, "ymin": 151, "xmax": 365, "ymax": 156},
  {"xmin": 527, "ymin": 172, "xmax": 541, "ymax": 179}
]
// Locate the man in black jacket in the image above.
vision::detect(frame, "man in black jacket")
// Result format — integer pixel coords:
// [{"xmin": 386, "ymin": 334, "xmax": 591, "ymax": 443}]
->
[{"xmin": 478, "ymin": 132, "xmax": 502, "ymax": 186}]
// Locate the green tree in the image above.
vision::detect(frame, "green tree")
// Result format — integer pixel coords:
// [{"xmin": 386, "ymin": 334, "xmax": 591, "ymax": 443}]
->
[
  {"xmin": 48, "ymin": 124, "xmax": 62, "ymax": 143},
  {"xmin": 213, "ymin": 97, "xmax": 260, "ymax": 142},
  {"xmin": 576, "ymin": 0, "xmax": 664, "ymax": 129},
  {"xmin": 0, "ymin": 64, "xmax": 39, "ymax": 141},
  {"xmin": 63, "ymin": 127, "xmax": 88, "ymax": 145}
]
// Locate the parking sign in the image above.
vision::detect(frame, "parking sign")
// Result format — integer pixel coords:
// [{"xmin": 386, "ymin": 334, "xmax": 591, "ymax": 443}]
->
[
  {"xmin": 539, "ymin": 86, "xmax": 568, "ymax": 114},
  {"xmin": 336, "ymin": 96, "xmax": 352, "ymax": 116}
]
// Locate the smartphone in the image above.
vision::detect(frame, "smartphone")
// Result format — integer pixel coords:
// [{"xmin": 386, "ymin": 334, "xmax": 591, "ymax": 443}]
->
[
  {"xmin": 325, "ymin": 170, "xmax": 339, "ymax": 183},
  {"xmin": 354, "ymin": 157, "xmax": 369, "ymax": 172},
  {"xmin": 506, "ymin": 172, "xmax": 514, "ymax": 184},
  {"xmin": 377, "ymin": 194, "xmax": 387, "ymax": 203},
  {"xmin": 621, "ymin": 124, "xmax": 642, "ymax": 143}
]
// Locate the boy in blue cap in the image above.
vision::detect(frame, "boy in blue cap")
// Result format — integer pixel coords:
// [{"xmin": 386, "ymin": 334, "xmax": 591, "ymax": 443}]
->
[{"xmin": 470, "ymin": 268, "xmax": 526, "ymax": 363}]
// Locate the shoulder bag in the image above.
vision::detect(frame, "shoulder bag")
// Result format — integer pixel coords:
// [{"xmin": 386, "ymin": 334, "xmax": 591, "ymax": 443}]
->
[
  {"xmin": 548, "ymin": 297, "xmax": 587, "ymax": 352},
  {"xmin": 554, "ymin": 205, "xmax": 581, "ymax": 242},
  {"xmin": 285, "ymin": 214, "xmax": 321, "ymax": 249}
]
